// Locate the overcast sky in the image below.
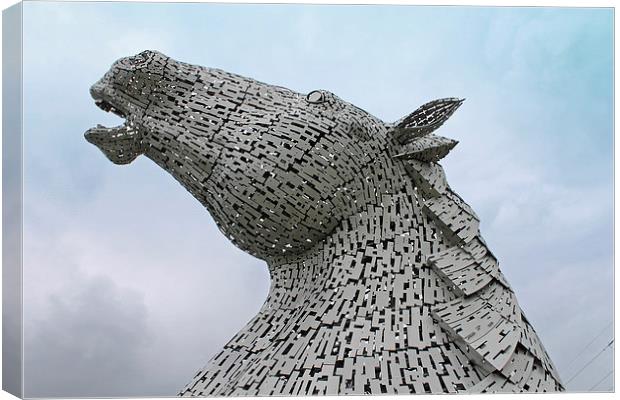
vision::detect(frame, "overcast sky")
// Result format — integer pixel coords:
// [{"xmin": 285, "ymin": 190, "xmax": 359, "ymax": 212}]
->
[{"xmin": 17, "ymin": 2, "xmax": 613, "ymax": 397}]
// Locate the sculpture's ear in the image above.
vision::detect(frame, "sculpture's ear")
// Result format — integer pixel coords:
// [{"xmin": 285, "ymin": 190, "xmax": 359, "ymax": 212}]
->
[
  {"xmin": 389, "ymin": 98, "xmax": 463, "ymax": 163},
  {"xmin": 392, "ymin": 134, "xmax": 458, "ymax": 163},
  {"xmin": 390, "ymin": 98, "xmax": 464, "ymax": 144}
]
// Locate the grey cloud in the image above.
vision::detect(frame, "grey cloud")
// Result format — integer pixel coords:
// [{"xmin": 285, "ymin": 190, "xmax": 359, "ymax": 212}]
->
[{"xmin": 24, "ymin": 274, "xmax": 152, "ymax": 397}]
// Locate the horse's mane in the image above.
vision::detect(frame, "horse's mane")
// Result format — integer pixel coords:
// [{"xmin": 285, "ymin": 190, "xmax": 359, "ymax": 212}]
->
[{"xmin": 389, "ymin": 99, "xmax": 563, "ymax": 391}]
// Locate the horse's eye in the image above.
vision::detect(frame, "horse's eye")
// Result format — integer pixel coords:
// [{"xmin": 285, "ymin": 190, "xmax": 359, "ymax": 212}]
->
[{"xmin": 306, "ymin": 90, "xmax": 325, "ymax": 104}]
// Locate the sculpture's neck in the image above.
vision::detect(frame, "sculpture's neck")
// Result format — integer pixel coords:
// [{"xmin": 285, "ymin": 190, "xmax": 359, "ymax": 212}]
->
[
  {"xmin": 263, "ymin": 190, "xmax": 447, "ymax": 316},
  {"xmin": 187, "ymin": 189, "xmax": 460, "ymax": 396},
  {"xmin": 248, "ymin": 189, "xmax": 452, "ymax": 346},
  {"xmin": 265, "ymin": 198, "xmax": 415, "ymax": 314}
]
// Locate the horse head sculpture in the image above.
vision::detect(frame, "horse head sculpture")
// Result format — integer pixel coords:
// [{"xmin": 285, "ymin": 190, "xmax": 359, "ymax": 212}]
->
[{"xmin": 86, "ymin": 50, "xmax": 563, "ymax": 395}]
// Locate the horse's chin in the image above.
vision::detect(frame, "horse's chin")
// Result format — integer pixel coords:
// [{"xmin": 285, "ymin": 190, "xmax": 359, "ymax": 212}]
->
[{"xmin": 85, "ymin": 123, "xmax": 144, "ymax": 165}]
